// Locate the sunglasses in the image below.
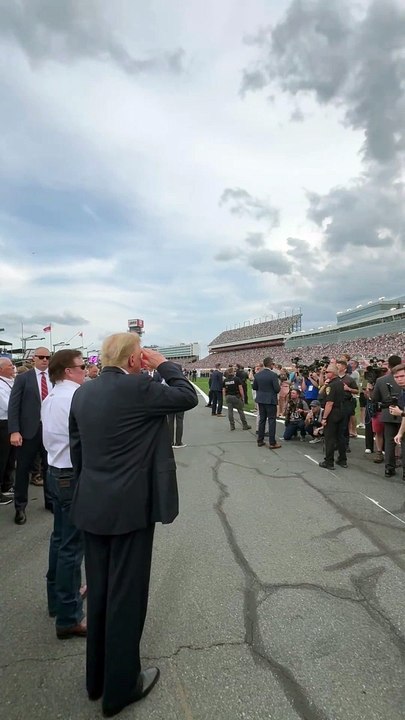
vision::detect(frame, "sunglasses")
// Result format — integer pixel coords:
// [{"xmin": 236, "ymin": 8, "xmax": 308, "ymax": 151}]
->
[
  {"xmin": 68, "ymin": 364, "xmax": 86, "ymax": 370},
  {"xmin": 35, "ymin": 355, "xmax": 50, "ymax": 360}
]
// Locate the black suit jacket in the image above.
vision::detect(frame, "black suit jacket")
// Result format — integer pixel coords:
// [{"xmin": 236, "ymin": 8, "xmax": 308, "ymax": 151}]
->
[
  {"xmin": 372, "ymin": 373, "xmax": 403, "ymax": 424},
  {"xmin": 252, "ymin": 368, "xmax": 280, "ymax": 405},
  {"xmin": 8, "ymin": 368, "xmax": 42, "ymax": 439},
  {"xmin": 69, "ymin": 362, "xmax": 198, "ymax": 535}
]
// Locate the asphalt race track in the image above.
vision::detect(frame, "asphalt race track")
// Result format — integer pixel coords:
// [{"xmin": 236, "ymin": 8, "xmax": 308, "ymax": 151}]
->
[{"xmin": 1, "ymin": 390, "xmax": 405, "ymax": 720}]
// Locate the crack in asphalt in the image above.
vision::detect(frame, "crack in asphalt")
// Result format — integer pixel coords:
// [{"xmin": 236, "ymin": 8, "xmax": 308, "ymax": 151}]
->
[
  {"xmin": 314, "ymin": 523, "xmax": 353, "ymax": 539},
  {"xmin": 209, "ymin": 448, "xmax": 330, "ymax": 720},
  {"xmin": 208, "ymin": 446, "xmax": 405, "ymax": 719},
  {"xmin": 0, "ymin": 650, "xmax": 85, "ymax": 670},
  {"xmin": 324, "ymin": 548, "xmax": 405, "ymax": 572},
  {"xmin": 143, "ymin": 640, "xmax": 247, "ymax": 661}
]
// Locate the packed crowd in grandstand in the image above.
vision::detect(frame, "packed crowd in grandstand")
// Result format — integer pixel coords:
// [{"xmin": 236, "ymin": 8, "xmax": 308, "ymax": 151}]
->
[
  {"xmin": 193, "ymin": 332, "xmax": 405, "ymax": 370},
  {"xmin": 210, "ymin": 315, "xmax": 301, "ymax": 346}
]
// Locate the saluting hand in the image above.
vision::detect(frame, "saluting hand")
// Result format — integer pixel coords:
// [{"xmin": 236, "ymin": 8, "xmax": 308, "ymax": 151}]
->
[{"xmin": 140, "ymin": 347, "xmax": 168, "ymax": 370}]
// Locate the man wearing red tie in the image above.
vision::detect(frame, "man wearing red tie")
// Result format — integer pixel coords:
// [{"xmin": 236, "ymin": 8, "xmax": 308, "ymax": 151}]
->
[{"xmin": 8, "ymin": 347, "xmax": 53, "ymax": 524}]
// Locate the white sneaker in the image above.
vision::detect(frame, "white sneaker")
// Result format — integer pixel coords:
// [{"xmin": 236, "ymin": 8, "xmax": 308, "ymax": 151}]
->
[
  {"xmin": 365, "ymin": 449, "xmax": 372, "ymax": 454},
  {"xmin": 173, "ymin": 443, "xmax": 187, "ymax": 448},
  {"xmin": 309, "ymin": 438, "xmax": 322, "ymax": 444},
  {"xmin": 357, "ymin": 423, "xmax": 365, "ymax": 429}
]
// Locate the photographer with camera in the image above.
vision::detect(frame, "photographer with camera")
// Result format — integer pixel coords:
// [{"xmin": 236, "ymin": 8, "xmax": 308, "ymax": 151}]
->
[
  {"xmin": 283, "ymin": 389, "xmax": 308, "ymax": 441},
  {"xmin": 371, "ymin": 354, "xmax": 402, "ymax": 477},
  {"xmin": 301, "ymin": 367, "xmax": 319, "ymax": 403},
  {"xmin": 305, "ymin": 400, "xmax": 324, "ymax": 443}
]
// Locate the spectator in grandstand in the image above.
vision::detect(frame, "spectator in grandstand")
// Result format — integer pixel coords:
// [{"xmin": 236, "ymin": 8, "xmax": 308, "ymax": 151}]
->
[
  {"xmin": 305, "ymin": 401, "xmax": 324, "ymax": 443},
  {"xmin": 277, "ymin": 368, "xmax": 290, "ymax": 418},
  {"xmin": 253, "ymin": 358, "xmax": 281, "ymax": 449},
  {"xmin": 283, "ymin": 389, "xmax": 308, "ymax": 441},
  {"xmin": 372, "ymin": 355, "xmax": 403, "ymax": 477},
  {"xmin": 210, "ymin": 363, "xmax": 224, "ymax": 416},
  {"xmin": 235, "ymin": 364, "xmax": 249, "ymax": 405},
  {"xmin": 223, "ymin": 369, "xmax": 251, "ymax": 431}
]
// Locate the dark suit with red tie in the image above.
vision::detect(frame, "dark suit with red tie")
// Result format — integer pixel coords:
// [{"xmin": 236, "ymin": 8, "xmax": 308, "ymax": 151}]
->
[{"xmin": 8, "ymin": 368, "xmax": 51, "ymax": 511}]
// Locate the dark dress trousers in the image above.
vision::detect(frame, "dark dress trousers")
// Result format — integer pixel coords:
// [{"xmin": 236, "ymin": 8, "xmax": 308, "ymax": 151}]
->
[
  {"xmin": 8, "ymin": 368, "xmax": 51, "ymax": 510},
  {"xmin": 69, "ymin": 363, "xmax": 198, "ymax": 714},
  {"xmin": 372, "ymin": 373, "xmax": 403, "ymax": 473},
  {"xmin": 210, "ymin": 369, "xmax": 224, "ymax": 415},
  {"xmin": 252, "ymin": 369, "xmax": 280, "ymax": 444}
]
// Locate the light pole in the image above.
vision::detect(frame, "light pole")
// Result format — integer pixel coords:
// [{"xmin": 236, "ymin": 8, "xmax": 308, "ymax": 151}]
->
[{"xmin": 53, "ymin": 342, "xmax": 70, "ymax": 352}]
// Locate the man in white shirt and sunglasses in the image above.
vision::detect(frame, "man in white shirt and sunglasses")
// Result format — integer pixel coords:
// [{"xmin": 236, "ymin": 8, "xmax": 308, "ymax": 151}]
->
[{"xmin": 41, "ymin": 349, "xmax": 87, "ymax": 639}]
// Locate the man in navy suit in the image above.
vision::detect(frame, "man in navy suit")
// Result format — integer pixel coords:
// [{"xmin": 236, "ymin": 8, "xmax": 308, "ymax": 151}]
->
[
  {"xmin": 252, "ymin": 357, "xmax": 281, "ymax": 449},
  {"xmin": 8, "ymin": 347, "xmax": 53, "ymax": 524},
  {"xmin": 210, "ymin": 363, "xmax": 224, "ymax": 416},
  {"xmin": 69, "ymin": 333, "xmax": 198, "ymax": 717}
]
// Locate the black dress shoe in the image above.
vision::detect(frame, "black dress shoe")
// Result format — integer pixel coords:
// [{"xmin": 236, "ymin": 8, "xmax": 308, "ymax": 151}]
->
[
  {"xmin": 14, "ymin": 510, "xmax": 27, "ymax": 525},
  {"xmin": 336, "ymin": 459, "xmax": 348, "ymax": 468},
  {"xmin": 385, "ymin": 468, "xmax": 396, "ymax": 477},
  {"xmin": 257, "ymin": 441, "xmax": 265, "ymax": 447},
  {"xmin": 319, "ymin": 461, "xmax": 334, "ymax": 469},
  {"xmin": 102, "ymin": 667, "xmax": 160, "ymax": 717}
]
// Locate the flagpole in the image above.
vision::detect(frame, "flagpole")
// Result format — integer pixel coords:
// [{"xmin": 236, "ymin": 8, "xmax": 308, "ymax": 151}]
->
[{"xmin": 49, "ymin": 325, "xmax": 53, "ymax": 353}]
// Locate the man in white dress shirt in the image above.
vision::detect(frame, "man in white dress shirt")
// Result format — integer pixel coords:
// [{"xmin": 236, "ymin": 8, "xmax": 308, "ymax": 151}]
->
[
  {"xmin": 8, "ymin": 347, "xmax": 53, "ymax": 523},
  {"xmin": 0, "ymin": 357, "xmax": 16, "ymax": 506},
  {"xmin": 42, "ymin": 349, "xmax": 87, "ymax": 639}
]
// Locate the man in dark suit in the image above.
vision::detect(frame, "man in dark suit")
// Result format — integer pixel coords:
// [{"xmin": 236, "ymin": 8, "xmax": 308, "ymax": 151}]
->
[
  {"xmin": 252, "ymin": 357, "xmax": 281, "ymax": 449},
  {"xmin": 210, "ymin": 363, "xmax": 224, "ymax": 416},
  {"xmin": 8, "ymin": 346, "xmax": 53, "ymax": 524},
  {"xmin": 69, "ymin": 332, "xmax": 198, "ymax": 717},
  {"xmin": 372, "ymin": 354, "xmax": 402, "ymax": 477}
]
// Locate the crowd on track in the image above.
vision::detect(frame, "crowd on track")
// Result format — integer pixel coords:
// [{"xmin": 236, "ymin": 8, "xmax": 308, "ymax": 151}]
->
[{"xmin": 193, "ymin": 353, "xmax": 405, "ymax": 479}]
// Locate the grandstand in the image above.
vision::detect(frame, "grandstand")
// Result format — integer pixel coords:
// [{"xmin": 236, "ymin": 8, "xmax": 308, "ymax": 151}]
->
[{"xmin": 194, "ymin": 299, "xmax": 405, "ymax": 369}]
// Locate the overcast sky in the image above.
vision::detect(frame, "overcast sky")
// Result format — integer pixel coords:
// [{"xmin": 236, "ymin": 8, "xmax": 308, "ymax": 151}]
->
[{"xmin": 0, "ymin": 0, "xmax": 404, "ymax": 354}]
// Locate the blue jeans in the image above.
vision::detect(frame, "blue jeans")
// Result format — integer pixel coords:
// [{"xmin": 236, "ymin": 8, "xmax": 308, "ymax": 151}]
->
[
  {"xmin": 283, "ymin": 420, "xmax": 306, "ymax": 440},
  {"xmin": 46, "ymin": 467, "xmax": 84, "ymax": 629}
]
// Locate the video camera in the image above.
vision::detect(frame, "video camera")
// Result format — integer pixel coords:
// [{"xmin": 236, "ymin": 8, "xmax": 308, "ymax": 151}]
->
[
  {"xmin": 291, "ymin": 356, "xmax": 330, "ymax": 378},
  {"xmin": 364, "ymin": 357, "xmax": 386, "ymax": 385}
]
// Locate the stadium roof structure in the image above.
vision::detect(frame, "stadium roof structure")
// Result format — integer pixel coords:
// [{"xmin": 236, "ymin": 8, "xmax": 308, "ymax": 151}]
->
[{"xmin": 209, "ymin": 314, "xmax": 302, "ymax": 350}]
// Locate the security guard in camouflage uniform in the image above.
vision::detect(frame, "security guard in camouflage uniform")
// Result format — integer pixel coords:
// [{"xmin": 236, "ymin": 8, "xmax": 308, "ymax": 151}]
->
[{"xmin": 319, "ymin": 365, "xmax": 346, "ymax": 469}]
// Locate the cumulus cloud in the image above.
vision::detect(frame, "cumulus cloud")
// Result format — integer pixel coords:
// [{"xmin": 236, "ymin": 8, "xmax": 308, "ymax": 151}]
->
[
  {"xmin": 0, "ymin": 0, "xmax": 185, "ymax": 75},
  {"xmin": 241, "ymin": 0, "xmax": 405, "ymax": 164},
  {"xmin": 239, "ymin": 0, "xmax": 405, "ymax": 307},
  {"xmin": 307, "ymin": 169, "xmax": 405, "ymax": 251},
  {"xmin": 215, "ymin": 248, "xmax": 242, "ymax": 262},
  {"xmin": 219, "ymin": 187, "xmax": 280, "ymax": 227},
  {"xmin": 247, "ymin": 248, "xmax": 291, "ymax": 275},
  {"xmin": 245, "ymin": 232, "xmax": 265, "ymax": 248}
]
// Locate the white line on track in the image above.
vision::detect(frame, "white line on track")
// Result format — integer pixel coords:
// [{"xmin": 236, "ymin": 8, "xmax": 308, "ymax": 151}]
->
[{"xmin": 361, "ymin": 495, "xmax": 405, "ymax": 526}]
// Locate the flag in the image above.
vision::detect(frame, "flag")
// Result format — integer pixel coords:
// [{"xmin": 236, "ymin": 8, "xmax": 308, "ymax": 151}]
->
[{"xmin": 43, "ymin": 325, "xmax": 51, "ymax": 333}]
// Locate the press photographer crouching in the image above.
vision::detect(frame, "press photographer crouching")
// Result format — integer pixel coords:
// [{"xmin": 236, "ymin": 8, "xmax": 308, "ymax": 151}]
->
[
  {"xmin": 371, "ymin": 355, "xmax": 402, "ymax": 477},
  {"xmin": 305, "ymin": 400, "xmax": 324, "ymax": 444},
  {"xmin": 283, "ymin": 389, "xmax": 308, "ymax": 441}
]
